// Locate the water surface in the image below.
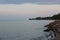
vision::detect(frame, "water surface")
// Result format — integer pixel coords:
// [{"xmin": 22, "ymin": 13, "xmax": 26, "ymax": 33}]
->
[{"xmin": 0, "ymin": 20, "xmax": 54, "ymax": 40}]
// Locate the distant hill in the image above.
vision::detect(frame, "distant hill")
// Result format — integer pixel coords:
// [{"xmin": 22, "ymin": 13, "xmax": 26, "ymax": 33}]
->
[{"xmin": 29, "ymin": 13, "xmax": 60, "ymax": 20}]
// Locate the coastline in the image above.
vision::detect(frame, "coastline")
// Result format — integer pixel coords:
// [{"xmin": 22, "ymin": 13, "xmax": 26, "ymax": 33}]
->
[{"xmin": 44, "ymin": 20, "xmax": 60, "ymax": 40}]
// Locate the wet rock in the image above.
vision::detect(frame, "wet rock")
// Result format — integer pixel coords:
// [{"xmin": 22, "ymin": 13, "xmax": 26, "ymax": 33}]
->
[{"xmin": 44, "ymin": 20, "xmax": 60, "ymax": 40}]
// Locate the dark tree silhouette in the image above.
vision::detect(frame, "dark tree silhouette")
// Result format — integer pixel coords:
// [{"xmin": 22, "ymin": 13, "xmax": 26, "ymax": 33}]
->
[{"xmin": 29, "ymin": 13, "xmax": 60, "ymax": 20}]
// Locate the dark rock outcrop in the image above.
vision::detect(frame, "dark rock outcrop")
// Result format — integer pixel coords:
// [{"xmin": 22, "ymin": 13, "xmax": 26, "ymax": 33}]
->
[{"xmin": 44, "ymin": 20, "xmax": 60, "ymax": 40}]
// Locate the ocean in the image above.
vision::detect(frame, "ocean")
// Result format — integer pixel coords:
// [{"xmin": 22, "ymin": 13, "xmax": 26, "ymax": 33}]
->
[{"xmin": 0, "ymin": 20, "xmax": 54, "ymax": 40}]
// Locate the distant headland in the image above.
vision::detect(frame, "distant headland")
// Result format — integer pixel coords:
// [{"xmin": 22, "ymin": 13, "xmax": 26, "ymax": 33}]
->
[{"xmin": 29, "ymin": 13, "xmax": 60, "ymax": 20}]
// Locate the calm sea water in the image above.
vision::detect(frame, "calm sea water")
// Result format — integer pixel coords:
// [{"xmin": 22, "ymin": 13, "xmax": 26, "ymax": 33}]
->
[{"xmin": 0, "ymin": 20, "xmax": 54, "ymax": 40}]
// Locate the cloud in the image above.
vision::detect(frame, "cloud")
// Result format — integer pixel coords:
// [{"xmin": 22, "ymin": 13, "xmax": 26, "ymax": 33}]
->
[
  {"xmin": 0, "ymin": 0, "xmax": 59, "ymax": 4},
  {"xmin": 0, "ymin": 3, "xmax": 60, "ymax": 16},
  {"xmin": 0, "ymin": 3, "xmax": 60, "ymax": 20}
]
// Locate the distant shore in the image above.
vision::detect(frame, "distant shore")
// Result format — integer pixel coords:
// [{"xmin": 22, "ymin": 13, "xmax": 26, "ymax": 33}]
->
[
  {"xmin": 29, "ymin": 13, "xmax": 60, "ymax": 20},
  {"xmin": 29, "ymin": 18, "xmax": 60, "ymax": 20}
]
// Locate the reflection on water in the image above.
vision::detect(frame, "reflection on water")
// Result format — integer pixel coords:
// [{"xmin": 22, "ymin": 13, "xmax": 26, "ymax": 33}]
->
[{"xmin": 0, "ymin": 20, "xmax": 54, "ymax": 40}]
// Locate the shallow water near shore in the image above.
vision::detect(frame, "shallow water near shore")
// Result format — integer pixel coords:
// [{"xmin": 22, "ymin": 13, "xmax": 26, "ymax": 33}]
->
[{"xmin": 0, "ymin": 20, "xmax": 54, "ymax": 40}]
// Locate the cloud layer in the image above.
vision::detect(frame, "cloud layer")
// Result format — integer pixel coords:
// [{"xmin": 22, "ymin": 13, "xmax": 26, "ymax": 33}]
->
[
  {"xmin": 0, "ymin": 4, "xmax": 60, "ymax": 16},
  {"xmin": 0, "ymin": 3, "xmax": 60, "ymax": 20},
  {"xmin": 0, "ymin": 0, "xmax": 60, "ymax": 4}
]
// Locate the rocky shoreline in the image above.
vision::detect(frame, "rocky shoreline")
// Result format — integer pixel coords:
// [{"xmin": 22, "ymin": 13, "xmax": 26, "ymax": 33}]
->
[{"xmin": 44, "ymin": 20, "xmax": 60, "ymax": 40}]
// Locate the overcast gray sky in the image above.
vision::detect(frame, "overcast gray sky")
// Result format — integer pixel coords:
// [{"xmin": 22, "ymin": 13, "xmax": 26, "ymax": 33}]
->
[
  {"xmin": 0, "ymin": 0, "xmax": 60, "ymax": 4},
  {"xmin": 0, "ymin": 0, "xmax": 60, "ymax": 20}
]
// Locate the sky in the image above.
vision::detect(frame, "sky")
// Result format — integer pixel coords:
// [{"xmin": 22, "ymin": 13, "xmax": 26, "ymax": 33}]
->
[
  {"xmin": 0, "ymin": 0, "xmax": 60, "ymax": 20},
  {"xmin": 0, "ymin": 0, "xmax": 60, "ymax": 4}
]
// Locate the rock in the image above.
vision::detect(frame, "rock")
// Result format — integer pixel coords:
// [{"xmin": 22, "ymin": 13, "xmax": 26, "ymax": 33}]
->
[{"xmin": 44, "ymin": 20, "xmax": 60, "ymax": 40}]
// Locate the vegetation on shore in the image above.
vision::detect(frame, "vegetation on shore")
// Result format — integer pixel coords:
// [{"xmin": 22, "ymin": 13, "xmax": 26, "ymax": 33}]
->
[{"xmin": 29, "ymin": 13, "xmax": 60, "ymax": 20}]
